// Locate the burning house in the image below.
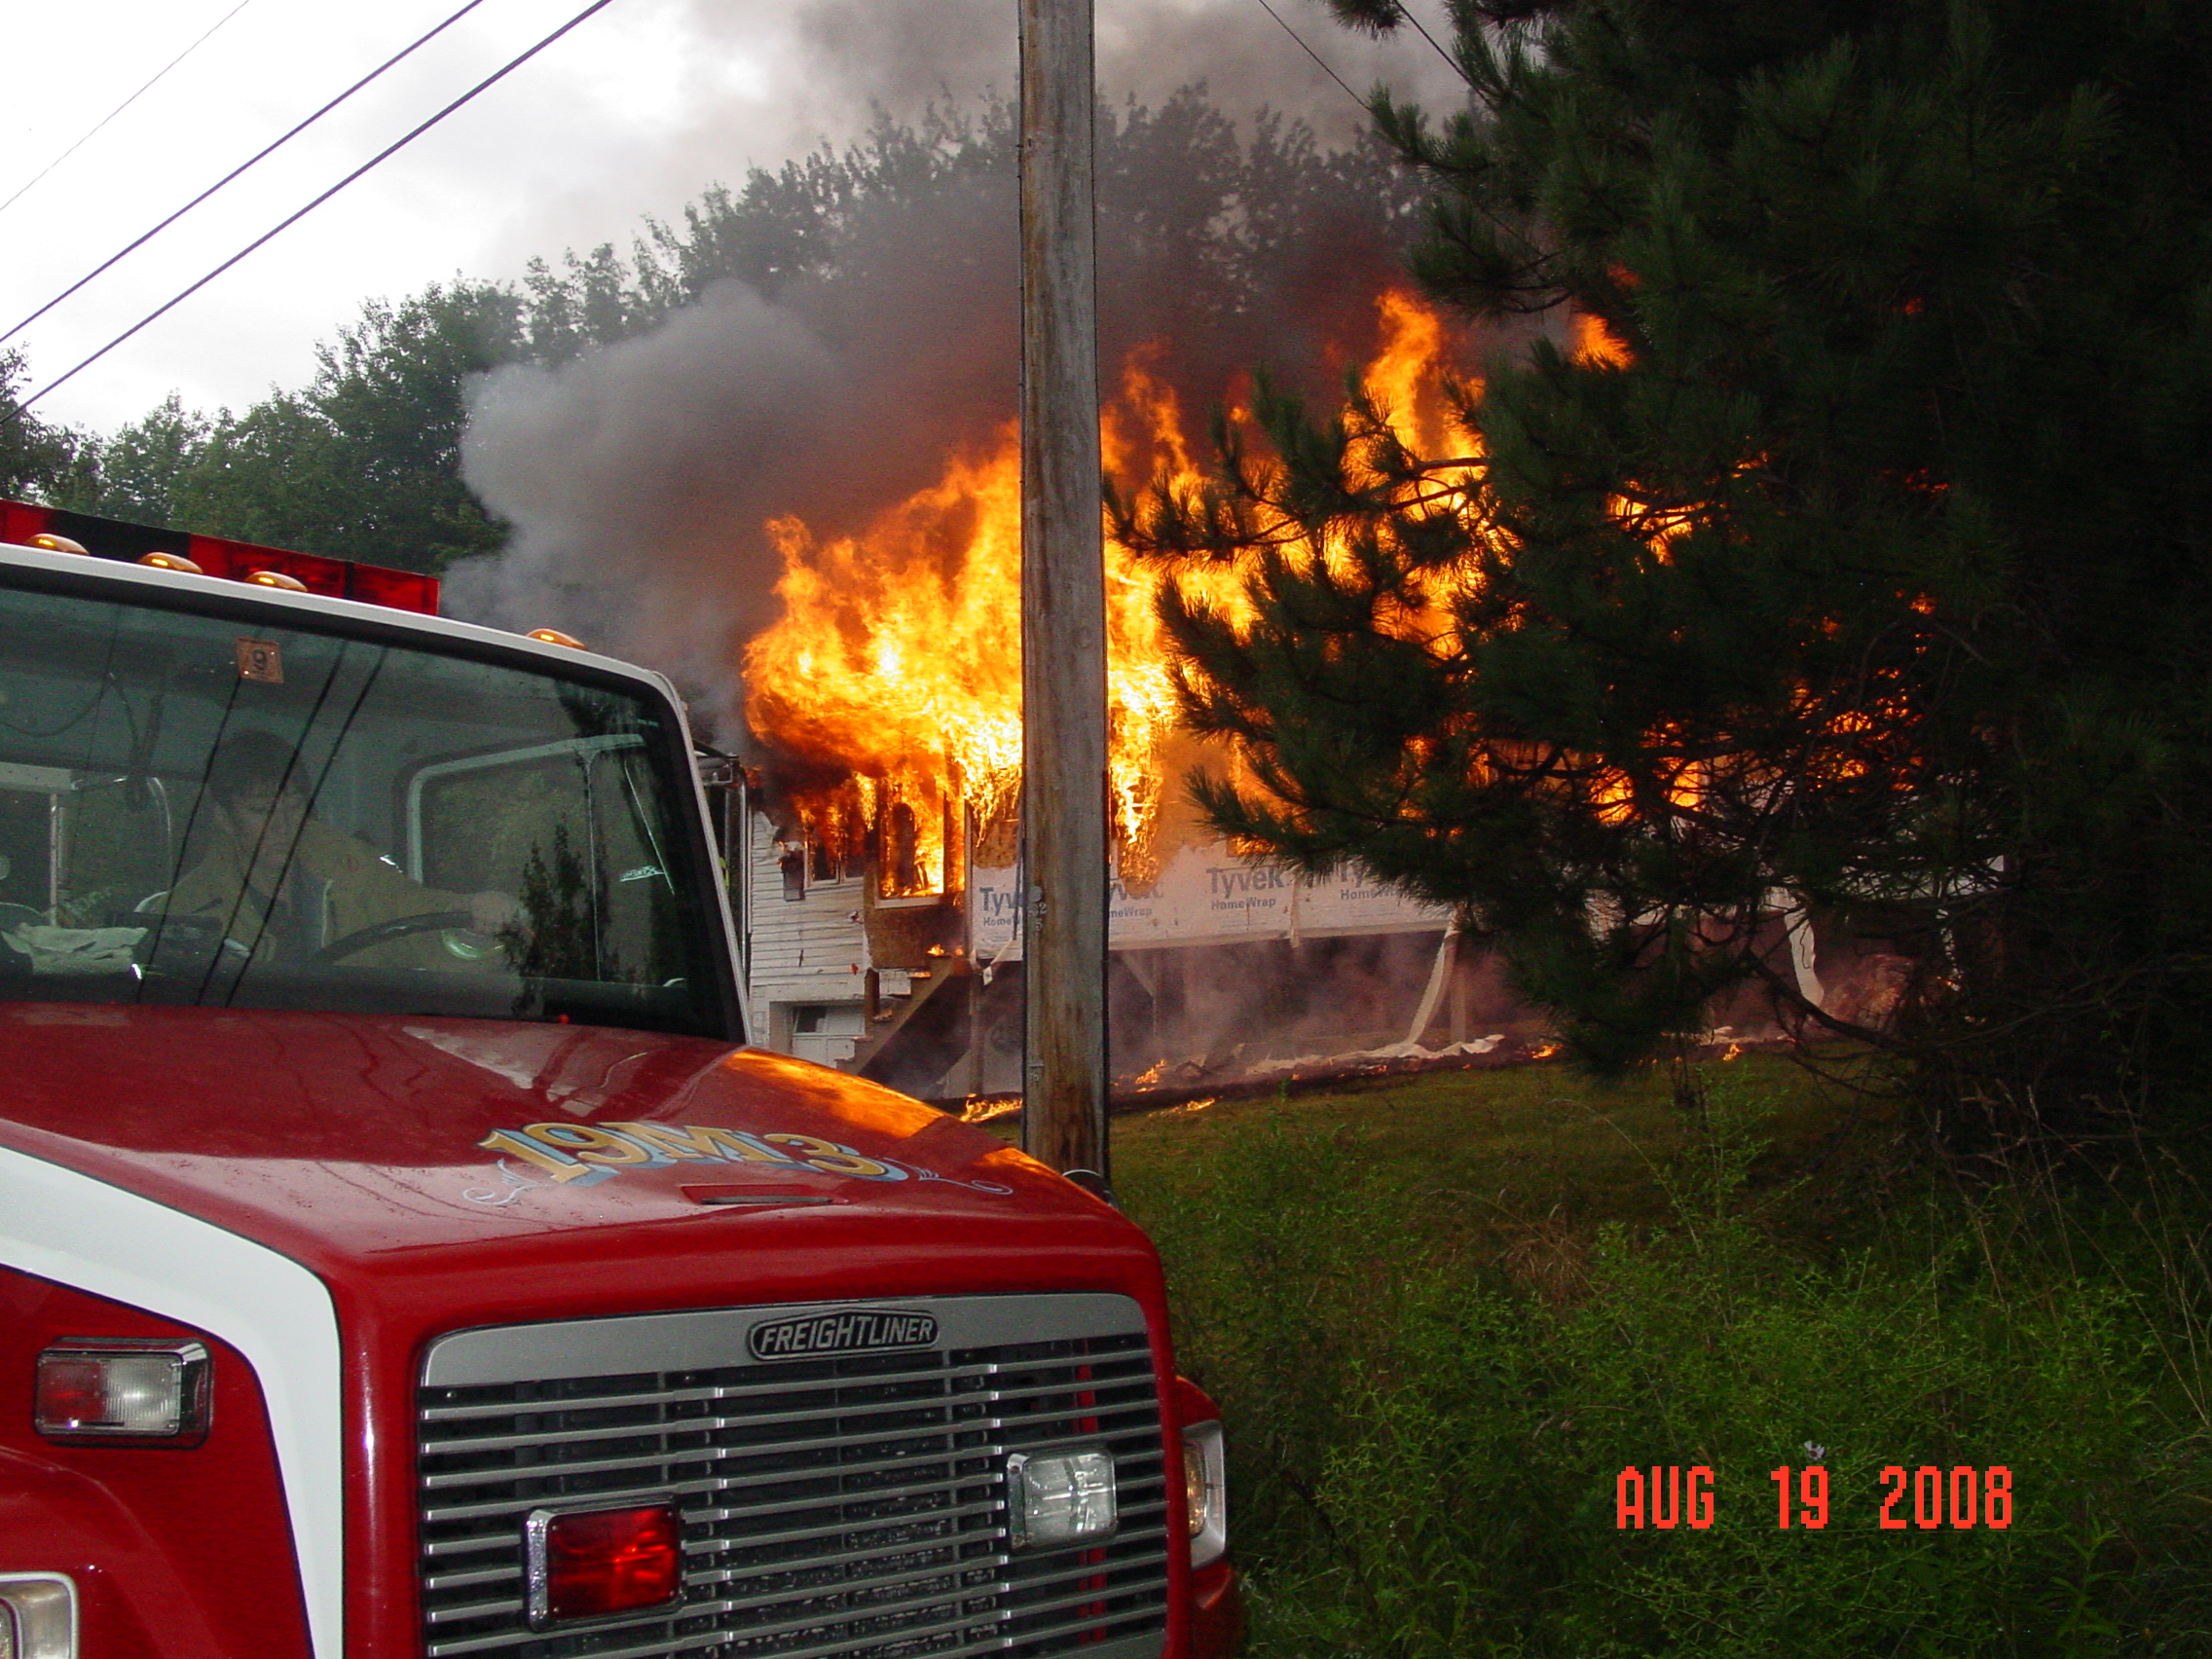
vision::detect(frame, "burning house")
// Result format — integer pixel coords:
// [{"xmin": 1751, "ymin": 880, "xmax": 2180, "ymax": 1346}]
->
[
  {"xmin": 726, "ymin": 769, "xmax": 1473, "ymax": 1096},
  {"xmin": 460, "ymin": 217, "xmax": 1878, "ymax": 1090},
  {"xmin": 715, "ymin": 290, "xmax": 1882, "ymax": 1093},
  {"xmin": 719, "ymin": 294, "xmax": 1561, "ymax": 1095}
]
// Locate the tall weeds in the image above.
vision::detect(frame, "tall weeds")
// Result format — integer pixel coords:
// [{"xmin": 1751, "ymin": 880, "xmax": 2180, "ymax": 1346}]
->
[{"xmin": 1124, "ymin": 1077, "xmax": 2212, "ymax": 1656}]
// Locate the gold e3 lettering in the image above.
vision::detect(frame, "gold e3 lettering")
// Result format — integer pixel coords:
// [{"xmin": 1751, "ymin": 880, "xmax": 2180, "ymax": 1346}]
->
[{"xmin": 477, "ymin": 1122, "xmax": 908, "ymax": 1187}]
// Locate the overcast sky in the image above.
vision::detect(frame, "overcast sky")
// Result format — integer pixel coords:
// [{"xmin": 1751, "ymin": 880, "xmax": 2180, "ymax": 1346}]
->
[{"xmin": 5, "ymin": 0, "xmax": 1458, "ymax": 437}]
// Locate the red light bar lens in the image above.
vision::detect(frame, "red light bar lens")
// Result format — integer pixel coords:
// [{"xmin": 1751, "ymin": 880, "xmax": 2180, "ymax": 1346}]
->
[
  {"xmin": 344, "ymin": 563, "xmax": 440, "ymax": 614},
  {"xmin": 527, "ymin": 1503, "xmax": 682, "ymax": 1625}
]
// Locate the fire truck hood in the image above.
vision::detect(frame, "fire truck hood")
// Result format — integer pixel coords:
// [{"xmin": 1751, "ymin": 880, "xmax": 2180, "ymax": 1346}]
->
[{"xmin": 0, "ymin": 1005, "xmax": 1126, "ymax": 1292}]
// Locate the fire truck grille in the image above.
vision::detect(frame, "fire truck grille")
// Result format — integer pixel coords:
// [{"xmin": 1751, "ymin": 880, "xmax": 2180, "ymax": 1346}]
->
[{"xmin": 414, "ymin": 1295, "xmax": 1169, "ymax": 1659}]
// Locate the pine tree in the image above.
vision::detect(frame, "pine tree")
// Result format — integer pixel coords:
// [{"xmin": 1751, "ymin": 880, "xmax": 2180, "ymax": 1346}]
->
[{"xmin": 1129, "ymin": 1, "xmax": 2212, "ymax": 1123}]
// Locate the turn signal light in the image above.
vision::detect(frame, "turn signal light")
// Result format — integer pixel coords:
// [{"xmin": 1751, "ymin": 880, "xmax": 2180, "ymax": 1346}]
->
[
  {"xmin": 245, "ymin": 569, "xmax": 308, "ymax": 591},
  {"xmin": 27, "ymin": 533, "xmax": 87, "ymax": 554},
  {"xmin": 1183, "ymin": 1419, "xmax": 1228, "ymax": 1566},
  {"xmin": 137, "ymin": 550, "xmax": 204, "ymax": 573},
  {"xmin": 35, "ymin": 1341, "xmax": 210, "ymax": 1441},
  {"xmin": 527, "ymin": 627, "xmax": 587, "ymax": 649},
  {"xmin": 525, "ymin": 1502, "xmax": 682, "ymax": 1626}
]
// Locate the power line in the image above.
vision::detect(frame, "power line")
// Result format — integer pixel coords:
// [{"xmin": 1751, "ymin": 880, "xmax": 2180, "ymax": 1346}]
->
[
  {"xmin": 1375, "ymin": 1, "xmax": 1469, "ymax": 85},
  {"xmin": 1250, "ymin": 0, "xmax": 1369, "ymax": 112},
  {"xmin": 3, "ymin": 0, "xmax": 499, "ymax": 350},
  {"xmin": 13, "ymin": 0, "xmax": 622, "ymax": 420},
  {"xmin": 1249, "ymin": 0, "xmax": 1473, "ymax": 115},
  {"xmin": 0, "ymin": 0, "xmax": 259, "ymax": 221},
  {"xmin": 1402, "ymin": 9, "xmax": 1467, "ymax": 83}
]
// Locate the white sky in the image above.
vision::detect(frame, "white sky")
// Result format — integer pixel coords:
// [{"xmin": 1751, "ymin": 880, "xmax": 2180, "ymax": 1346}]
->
[{"xmin": 4, "ymin": 0, "xmax": 1458, "ymax": 435}]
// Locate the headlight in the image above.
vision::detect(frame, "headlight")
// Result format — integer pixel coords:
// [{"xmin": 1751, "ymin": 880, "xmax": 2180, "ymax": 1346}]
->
[
  {"xmin": 1007, "ymin": 1448, "xmax": 1119, "ymax": 1549},
  {"xmin": 0, "ymin": 1572, "xmax": 77, "ymax": 1659}
]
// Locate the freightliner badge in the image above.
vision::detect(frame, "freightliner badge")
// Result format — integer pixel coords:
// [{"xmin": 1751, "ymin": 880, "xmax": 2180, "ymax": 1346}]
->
[{"xmin": 749, "ymin": 1309, "xmax": 940, "ymax": 1360}]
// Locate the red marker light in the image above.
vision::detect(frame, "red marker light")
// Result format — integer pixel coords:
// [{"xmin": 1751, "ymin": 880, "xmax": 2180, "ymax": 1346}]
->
[
  {"xmin": 35, "ymin": 1354, "xmax": 109, "ymax": 1427},
  {"xmin": 526, "ymin": 1502, "xmax": 682, "ymax": 1625}
]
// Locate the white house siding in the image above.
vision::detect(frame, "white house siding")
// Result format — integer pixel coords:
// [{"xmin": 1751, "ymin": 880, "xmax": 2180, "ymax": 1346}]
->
[
  {"xmin": 742, "ymin": 813, "xmax": 872, "ymax": 1059},
  {"xmin": 968, "ymin": 845, "xmax": 1451, "ymax": 962},
  {"xmin": 745, "ymin": 795, "xmax": 1454, "ymax": 1059}
]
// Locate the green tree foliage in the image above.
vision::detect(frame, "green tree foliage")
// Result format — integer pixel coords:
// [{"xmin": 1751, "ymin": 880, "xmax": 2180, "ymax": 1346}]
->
[
  {"xmin": 1128, "ymin": 2, "xmax": 2212, "ymax": 1123},
  {"xmin": 55, "ymin": 280, "xmax": 523, "ymax": 571},
  {"xmin": 287, "ymin": 282, "xmax": 527, "ymax": 568},
  {"xmin": 514, "ymin": 94, "xmax": 1419, "ymax": 389},
  {"xmin": 0, "ymin": 347, "xmax": 92, "ymax": 501},
  {"xmin": 68, "ymin": 391, "xmax": 210, "ymax": 525}
]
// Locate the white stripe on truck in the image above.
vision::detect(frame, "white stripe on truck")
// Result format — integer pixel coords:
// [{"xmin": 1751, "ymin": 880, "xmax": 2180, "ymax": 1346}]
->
[{"xmin": 0, "ymin": 1145, "xmax": 342, "ymax": 1659}]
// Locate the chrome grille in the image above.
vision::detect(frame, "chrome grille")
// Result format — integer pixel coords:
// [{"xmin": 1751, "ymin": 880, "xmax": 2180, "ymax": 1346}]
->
[{"xmin": 415, "ymin": 1295, "xmax": 1169, "ymax": 1659}]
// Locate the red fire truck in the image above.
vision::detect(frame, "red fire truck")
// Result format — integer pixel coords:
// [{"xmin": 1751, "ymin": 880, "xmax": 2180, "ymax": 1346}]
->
[{"xmin": 0, "ymin": 502, "xmax": 1237, "ymax": 1659}]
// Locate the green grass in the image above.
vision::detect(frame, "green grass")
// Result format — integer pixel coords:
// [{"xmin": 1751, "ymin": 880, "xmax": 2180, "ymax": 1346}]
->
[{"xmin": 1098, "ymin": 1058, "xmax": 2212, "ymax": 1657}]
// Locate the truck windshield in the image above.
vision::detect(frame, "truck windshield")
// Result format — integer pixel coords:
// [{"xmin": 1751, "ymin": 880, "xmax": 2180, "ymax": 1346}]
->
[{"xmin": 0, "ymin": 575, "xmax": 730, "ymax": 1037}]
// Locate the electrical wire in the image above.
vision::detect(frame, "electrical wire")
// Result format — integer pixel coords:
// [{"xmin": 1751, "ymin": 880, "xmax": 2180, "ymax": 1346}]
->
[
  {"xmin": 1250, "ymin": 0, "xmax": 1368, "ymax": 110},
  {"xmin": 3, "ymin": 0, "xmax": 500, "ymax": 350},
  {"xmin": 1250, "ymin": 0, "xmax": 1472, "ymax": 114},
  {"xmin": 12, "ymin": 0, "xmax": 622, "ymax": 419},
  {"xmin": 1385, "ymin": 3, "xmax": 1467, "ymax": 84},
  {"xmin": 0, "ymin": 0, "xmax": 258, "ymax": 221}
]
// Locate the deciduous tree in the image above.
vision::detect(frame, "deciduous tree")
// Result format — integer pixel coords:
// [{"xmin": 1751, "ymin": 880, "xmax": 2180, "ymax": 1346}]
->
[{"xmin": 0, "ymin": 347, "xmax": 90, "ymax": 502}]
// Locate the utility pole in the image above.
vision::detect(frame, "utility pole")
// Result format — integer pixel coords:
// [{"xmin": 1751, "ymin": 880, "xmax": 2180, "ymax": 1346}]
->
[{"xmin": 1017, "ymin": 0, "xmax": 1110, "ymax": 1178}]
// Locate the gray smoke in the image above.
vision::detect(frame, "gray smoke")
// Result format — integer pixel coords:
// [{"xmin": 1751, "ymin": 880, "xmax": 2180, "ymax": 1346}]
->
[
  {"xmin": 451, "ymin": 0, "xmax": 1471, "ymax": 740},
  {"xmin": 782, "ymin": 0, "xmax": 1463, "ymax": 145},
  {"xmin": 455, "ymin": 146, "xmax": 1030, "ymax": 733},
  {"xmin": 456, "ymin": 284, "xmax": 844, "ymax": 707}
]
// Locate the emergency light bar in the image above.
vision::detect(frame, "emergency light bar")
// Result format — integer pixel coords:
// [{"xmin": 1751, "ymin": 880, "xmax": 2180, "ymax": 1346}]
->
[{"xmin": 0, "ymin": 498, "xmax": 440, "ymax": 615}]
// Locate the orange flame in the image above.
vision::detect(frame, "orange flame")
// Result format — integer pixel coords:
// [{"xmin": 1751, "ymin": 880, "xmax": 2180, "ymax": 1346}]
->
[
  {"xmin": 743, "ymin": 291, "xmax": 1474, "ymax": 885},
  {"xmin": 1572, "ymin": 312, "xmax": 1634, "ymax": 368},
  {"xmin": 742, "ymin": 285, "xmax": 1935, "ymax": 900}
]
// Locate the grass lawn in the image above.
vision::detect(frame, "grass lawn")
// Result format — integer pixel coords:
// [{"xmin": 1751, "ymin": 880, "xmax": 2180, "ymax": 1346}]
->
[
  {"xmin": 1111, "ymin": 1051, "xmax": 1873, "ymax": 1251},
  {"xmin": 1064, "ymin": 1055, "xmax": 2212, "ymax": 1658}
]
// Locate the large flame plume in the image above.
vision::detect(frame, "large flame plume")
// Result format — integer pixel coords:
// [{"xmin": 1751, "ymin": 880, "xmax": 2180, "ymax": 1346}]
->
[
  {"xmin": 741, "ymin": 289, "xmax": 1479, "ymax": 893},
  {"xmin": 741, "ymin": 282, "xmax": 1928, "ymax": 903}
]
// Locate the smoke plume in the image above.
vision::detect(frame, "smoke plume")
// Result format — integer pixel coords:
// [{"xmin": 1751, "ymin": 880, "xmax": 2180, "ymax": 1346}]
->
[{"xmin": 452, "ymin": 0, "xmax": 1468, "ymax": 740}]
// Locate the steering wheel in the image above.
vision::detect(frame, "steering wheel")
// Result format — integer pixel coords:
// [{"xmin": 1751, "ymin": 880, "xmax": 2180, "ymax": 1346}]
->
[{"xmin": 310, "ymin": 910, "xmax": 477, "ymax": 965}]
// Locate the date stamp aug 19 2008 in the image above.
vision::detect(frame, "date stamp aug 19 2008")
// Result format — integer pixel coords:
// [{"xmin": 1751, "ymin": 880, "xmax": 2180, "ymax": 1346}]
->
[{"xmin": 1616, "ymin": 1463, "xmax": 2015, "ymax": 1530}]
